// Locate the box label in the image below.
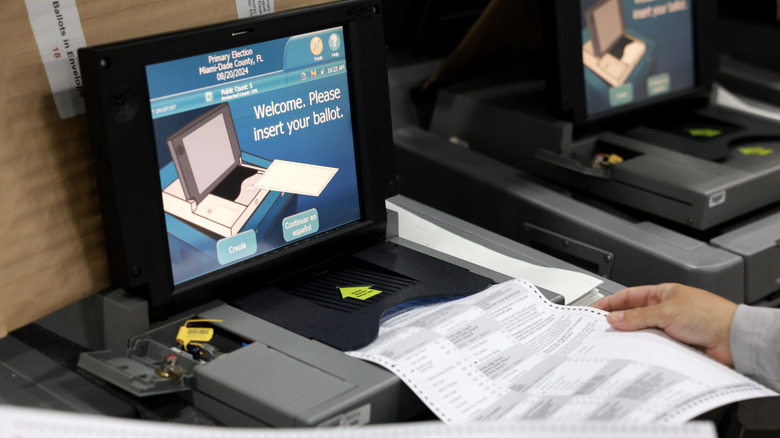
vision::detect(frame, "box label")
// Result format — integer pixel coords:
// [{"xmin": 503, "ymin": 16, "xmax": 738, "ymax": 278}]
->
[
  {"xmin": 25, "ymin": 0, "xmax": 87, "ymax": 119},
  {"xmin": 236, "ymin": 0, "xmax": 275, "ymax": 17}
]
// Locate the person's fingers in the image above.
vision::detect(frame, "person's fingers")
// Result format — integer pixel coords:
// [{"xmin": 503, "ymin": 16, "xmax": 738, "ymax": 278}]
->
[
  {"xmin": 590, "ymin": 295, "xmax": 611, "ymax": 310},
  {"xmin": 592, "ymin": 285, "xmax": 668, "ymax": 312},
  {"xmin": 606, "ymin": 304, "xmax": 671, "ymax": 331},
  {"xmin": 590, "ymin": 290, "xmax": 634, "ymax": 311},
  {"xmin": 596, "ymin": 283, "xmax": 738, "ymax": 367}
]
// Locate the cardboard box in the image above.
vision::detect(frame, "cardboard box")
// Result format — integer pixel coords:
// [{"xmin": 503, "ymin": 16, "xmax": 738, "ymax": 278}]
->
[{"xmin": 0, "ymin": 0, "xmax": 336, "ymax": 338}]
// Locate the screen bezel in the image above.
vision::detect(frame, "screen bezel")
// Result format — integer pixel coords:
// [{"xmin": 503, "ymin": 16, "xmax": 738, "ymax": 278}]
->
[
  {"xmin": 80, "ymin": 1, "xmax": 394, "ymax": 318},
  {"xmin": 542, "ymin": 0, "xmax": 717, "ymax": 129}
]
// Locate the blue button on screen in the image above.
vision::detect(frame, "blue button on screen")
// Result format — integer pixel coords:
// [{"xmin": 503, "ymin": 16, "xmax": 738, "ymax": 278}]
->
[
  {"xmin": 283, "ymin": 208, "xmax": 320, "ymax": 242},
  {"xmin": 217, "ymin": 230, "xmax": 258, "ymax": 265}
]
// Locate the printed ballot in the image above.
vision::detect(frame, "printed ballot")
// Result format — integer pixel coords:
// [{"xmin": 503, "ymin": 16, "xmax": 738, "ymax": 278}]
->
[{"xmin": 348, "ymin": 279, "xmax": 777, "ymax": 425}]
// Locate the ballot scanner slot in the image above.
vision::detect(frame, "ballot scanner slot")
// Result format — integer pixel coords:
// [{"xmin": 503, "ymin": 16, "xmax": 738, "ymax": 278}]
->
[{"xmin": 521, "ymin": 223, "xmax": 614, "ymax": 278}]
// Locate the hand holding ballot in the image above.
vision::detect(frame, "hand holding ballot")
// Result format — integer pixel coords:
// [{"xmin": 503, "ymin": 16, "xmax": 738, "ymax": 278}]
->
[
  {"xmin": 593, "ymin": 283, "xmax": 780, "ymax": 393},
  {"xmin": 592, "ymin": 283, "xmax": 737, "ymax": 366}
]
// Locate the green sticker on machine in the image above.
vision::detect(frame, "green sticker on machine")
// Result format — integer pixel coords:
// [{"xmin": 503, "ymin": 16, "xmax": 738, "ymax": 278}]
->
[
  {"xmin": 339, "ymin": 286, "xmax": 382, "ymax": 300},
  {"xmin": 686, "ymin": 128, "xmax": 722, "ymax": 138},
  {"xmin": 738, "ymin": 147, "xmax": 774, "ymax": 156}
]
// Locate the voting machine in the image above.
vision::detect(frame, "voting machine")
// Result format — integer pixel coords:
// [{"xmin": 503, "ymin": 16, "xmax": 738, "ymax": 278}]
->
[
  {"xmin": 68, "ymin": 0, "xmax": 623, "ymax": 426},
  {"xmin": 392, "ymin": 0, "xmax": 780, "ymax": 305}
]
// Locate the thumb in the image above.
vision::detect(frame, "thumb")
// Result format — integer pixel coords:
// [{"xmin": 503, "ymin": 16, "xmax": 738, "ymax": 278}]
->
[{"xmin": 606, "ymin": 306, "xmax": 662, "ymax": 331}]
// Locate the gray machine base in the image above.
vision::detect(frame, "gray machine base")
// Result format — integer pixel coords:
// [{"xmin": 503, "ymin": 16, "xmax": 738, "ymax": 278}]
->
[
  {"xmin": 65, "ymin": 196, "xmax": 621, "ymax": 427},
  {"xmin": 0, "ymin": 333, "xmax": 136, "ymax": 418},
  {"xmin": 428, "ymin": 72, "xmax": 780, "ymax": 231},
  {"xmin": 389, "ymin": 60, "xmax": 780, "ymax": 305}
]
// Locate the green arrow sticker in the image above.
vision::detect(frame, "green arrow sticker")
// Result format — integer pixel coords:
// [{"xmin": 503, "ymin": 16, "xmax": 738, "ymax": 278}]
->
[
  {"xmin": 686, "ymin": 128, "xmax": 722, "ymax": 138},
  {"xmin": 339, "ymin": 286, "xmax": 382, "ymax": 300},
  {"xmin": 738, "ymin": 147, "xmax": 774, "ymax": 156}
]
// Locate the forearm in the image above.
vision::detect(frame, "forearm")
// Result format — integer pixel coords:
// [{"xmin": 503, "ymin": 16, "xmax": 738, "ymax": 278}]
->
[{"xmin": 730, "ymin": 304, "xmax": 780, "ymax": 392}]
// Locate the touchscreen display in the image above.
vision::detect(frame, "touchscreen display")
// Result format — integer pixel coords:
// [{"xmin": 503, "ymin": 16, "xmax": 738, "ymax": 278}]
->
[
  {"xmin": 146, "ymin": 27, "xmax": 361, "ymax": 285},
  {"xmin": 580, "ymin": 0, "xmax": 696, "ymax": 116}
]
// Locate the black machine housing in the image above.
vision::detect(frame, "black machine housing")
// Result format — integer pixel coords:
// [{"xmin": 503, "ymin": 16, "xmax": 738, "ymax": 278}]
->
[{"xmin": 80, "ymin": 1, "xmax": 396, "ymax": 320}]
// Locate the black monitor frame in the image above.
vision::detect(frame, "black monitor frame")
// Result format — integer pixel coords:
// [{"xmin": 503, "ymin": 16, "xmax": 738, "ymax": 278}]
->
[
  {"xmin": 80, "ymin": 1, "xmax": 395, "ymax": 319},
  {"xmin": 542, "ymin": 0, "xmax": 718, "ymax": 130}
]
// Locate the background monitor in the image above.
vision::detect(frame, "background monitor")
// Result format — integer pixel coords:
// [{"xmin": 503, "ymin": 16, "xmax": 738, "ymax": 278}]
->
[{"xmin": 543, "ymin": 0, "xmax": 717, "ymax": 128}]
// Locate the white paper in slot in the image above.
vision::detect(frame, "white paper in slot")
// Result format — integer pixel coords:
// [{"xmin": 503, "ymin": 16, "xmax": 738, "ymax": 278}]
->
[{"xmin": 254, "ymin": 160, "xmax": 338, "ymax": 196}]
